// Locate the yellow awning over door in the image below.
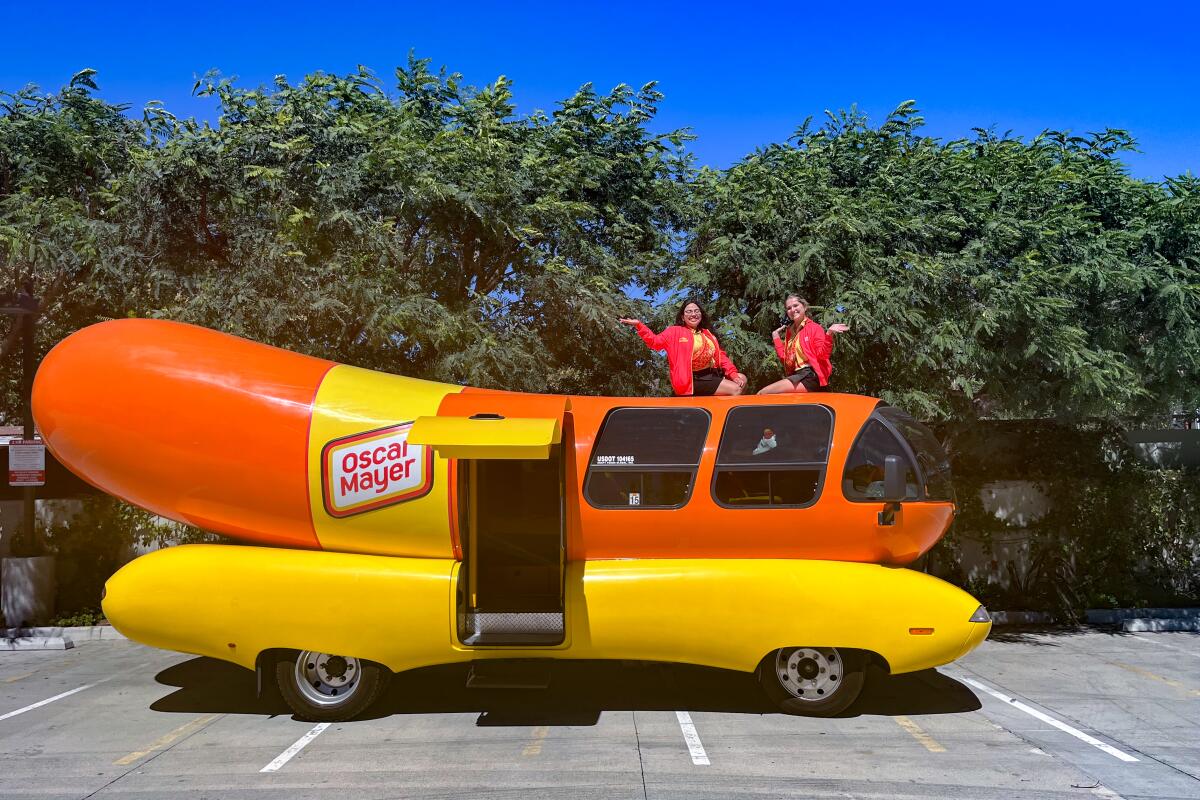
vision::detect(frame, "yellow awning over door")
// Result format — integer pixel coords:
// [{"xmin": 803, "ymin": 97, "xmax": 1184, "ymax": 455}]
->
[{"xmin": 408, "ymin": 392, "xmax": 570, "ymax": 460}]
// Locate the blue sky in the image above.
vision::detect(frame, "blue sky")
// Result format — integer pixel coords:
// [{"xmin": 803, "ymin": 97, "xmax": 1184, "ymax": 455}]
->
[{"xmin": 3, "ymin": 1, "xmax": 1198, "ymax": 180}]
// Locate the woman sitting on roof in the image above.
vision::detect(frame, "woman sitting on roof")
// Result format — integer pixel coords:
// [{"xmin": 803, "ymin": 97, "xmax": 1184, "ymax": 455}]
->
[
  {"xmin": 619, "ymin": 299, "xmax": 747, "ymax": 397},
  {"xmin": 758, "ymin": 294, "xmax": 849, "ymax": 394}
]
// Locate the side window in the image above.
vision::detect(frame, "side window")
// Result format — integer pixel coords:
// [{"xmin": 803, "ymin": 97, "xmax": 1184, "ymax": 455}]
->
[
  {"xmin": 875, "ymin": 407, "xmax": 954, "ymax": 501},
  {"xmin": 842, "ymin": 419, "xmax": 920, "ymax": 501},
  {"xmin": 584, "ymin": 408, "xmax": 710, "ymax": 509},
  {"xmin": 712, "ymin": 405, "xmax": 832, "ymax": 508}
]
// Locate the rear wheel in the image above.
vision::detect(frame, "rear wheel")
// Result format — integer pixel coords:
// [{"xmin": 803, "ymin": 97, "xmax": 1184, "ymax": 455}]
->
[
  {"xmin": 757, "ymin": 647, "xmax": 865, "ymax": 716},
  {"xmin": 275, "ymin": 650, "xmax": 389, "ymax": 721}
]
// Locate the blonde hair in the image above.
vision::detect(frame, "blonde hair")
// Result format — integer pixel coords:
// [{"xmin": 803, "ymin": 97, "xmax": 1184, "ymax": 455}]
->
[{"xmin": 785, "ymin": 295, "xmax": 810, "ymax": 333}]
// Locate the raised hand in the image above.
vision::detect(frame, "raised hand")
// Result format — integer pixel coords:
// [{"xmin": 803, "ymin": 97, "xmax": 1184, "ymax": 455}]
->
[
  {"xmin": 829, "ymin": 323, "xmax": 850, "ymax": 334},
  {"xmin": 618, "ymin": 318, "xmax": 641, "ymax": 327}
]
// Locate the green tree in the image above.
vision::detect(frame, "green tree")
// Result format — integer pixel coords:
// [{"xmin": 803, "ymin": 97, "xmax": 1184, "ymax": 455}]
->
[
  {"xmin": 1, "ymin": 61, "xmax": 693, "ymax": 419},
  {"xmin": 686, "ymin": 102, "xmax": 1200, "ymax": 421},
  {"xmin": 0, "ymin": 69, "xmax": 143, "ymax": 419},
  {"xmin": 114, "ymin": 59, "xmax": 692, "ymax": 395}
]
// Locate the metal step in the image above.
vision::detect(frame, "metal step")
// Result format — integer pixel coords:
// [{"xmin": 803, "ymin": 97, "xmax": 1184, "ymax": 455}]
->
[
  {"xmin": 464, "ymin": 611, "xmax": 564, "ymax": 635},
  {"xmin": 460, "ymin": 631, "xmax": 564, "ymax": 646}
]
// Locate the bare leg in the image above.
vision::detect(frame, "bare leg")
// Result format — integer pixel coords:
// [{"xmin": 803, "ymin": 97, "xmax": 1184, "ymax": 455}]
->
[
  {"xmin": 715, "ymin": 378, "xmax": 744, "ymax": 396},
  {"xmin": 757, "ymin": 378, "xmax": 807, "ymax": 395}
]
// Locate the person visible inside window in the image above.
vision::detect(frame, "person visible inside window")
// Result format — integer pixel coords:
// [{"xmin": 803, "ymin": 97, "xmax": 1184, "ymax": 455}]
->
[{"xmin": 752, "ymin": 427, "xmax": 777, "ymax": 456}]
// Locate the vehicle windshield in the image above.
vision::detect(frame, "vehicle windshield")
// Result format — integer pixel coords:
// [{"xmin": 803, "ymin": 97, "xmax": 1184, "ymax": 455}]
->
[{"xmin": 876, "ymin": 407, "xmax": 954, "ymax": 502}]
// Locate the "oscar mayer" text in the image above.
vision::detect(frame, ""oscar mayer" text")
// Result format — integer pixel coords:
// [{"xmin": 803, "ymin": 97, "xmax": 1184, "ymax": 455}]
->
[
  {"xmin": 339, "ymin": 441, "xmax": 416, "ymax": 495},
  {"xmin": 322, "ymin": 422, "xmax": 432, "ymax": 516}
]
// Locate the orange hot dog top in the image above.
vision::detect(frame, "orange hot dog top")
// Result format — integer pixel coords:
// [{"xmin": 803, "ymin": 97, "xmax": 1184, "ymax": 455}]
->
[
  {"xmin": 35, "ymin": 320, "xmax": 952, "ymax": 565},
  {"xmin": 33, "ymin": 319, "xmax": 333, "ymax": 548}
]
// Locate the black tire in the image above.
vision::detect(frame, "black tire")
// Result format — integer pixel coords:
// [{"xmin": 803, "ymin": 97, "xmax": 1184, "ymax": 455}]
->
[
  {"xmin": 756, "ymin": 647, "xmax": 866, "ymax": 717},
  {"xmin": 275, "ymin": 650, "xmax": 390, "ymax": 722}
]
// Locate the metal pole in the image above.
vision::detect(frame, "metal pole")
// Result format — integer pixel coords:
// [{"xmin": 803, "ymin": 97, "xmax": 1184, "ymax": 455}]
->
[{"xmin": 20, "ymin": 309, "xmax": 35, "ymax": 554}]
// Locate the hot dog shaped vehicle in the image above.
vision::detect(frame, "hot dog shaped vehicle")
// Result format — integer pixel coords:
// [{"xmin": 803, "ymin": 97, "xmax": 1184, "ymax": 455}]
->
[{"xmin": 33, "ymin": 319, "xmax": 991, "ymax": 720}]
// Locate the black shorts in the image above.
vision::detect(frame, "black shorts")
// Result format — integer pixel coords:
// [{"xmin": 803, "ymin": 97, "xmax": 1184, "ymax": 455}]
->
[
  {"xmin": 687, "ymin": 368, "xmax": 724, "ymax": 397},
  {"xmin": 786, "ymin": 366, "xmax": 823, "ymax": 392}
]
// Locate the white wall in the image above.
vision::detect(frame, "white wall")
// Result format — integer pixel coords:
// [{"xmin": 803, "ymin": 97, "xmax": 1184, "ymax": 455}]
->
[{"xmin": 956, "ymin": 480, "xmax": 1051, "ymax": 588}]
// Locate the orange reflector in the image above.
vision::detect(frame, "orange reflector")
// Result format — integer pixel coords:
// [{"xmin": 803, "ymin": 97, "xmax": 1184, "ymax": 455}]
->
[{"xmin": 909, "ymin": 627, "xmax": 935, "ymax": 635}]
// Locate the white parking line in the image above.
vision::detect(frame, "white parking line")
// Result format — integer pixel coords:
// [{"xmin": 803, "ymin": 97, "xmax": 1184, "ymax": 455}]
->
[
  {"xmin": 675, "ymin": 711, "xmax": 710, "ymax": 766},
  {"xmin": 1130, "ymin": 634, "xmax": 1200, "ymax": 659},
  {"xmin": 0, "ymin": 680, "xmax": 106, "ymax": 722},
  {"xmin": 260, "ymin": 723, "xmax": 331, "ymax": 773},
  {"xmin": 960, "ymin": 677, "xmax": 1139, "ymax": 762}
]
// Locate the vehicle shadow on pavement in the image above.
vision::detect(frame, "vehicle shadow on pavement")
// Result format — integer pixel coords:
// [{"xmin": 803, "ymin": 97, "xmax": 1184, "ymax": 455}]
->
[
  {"xmin": 987, "ymin": 624, "xmax": 1112, "ymax": 645},
  {"xmin": 149, "ymin": 657, "xmax": 979, "ymax": 723},
  {"xmin": 151, "ymin": 657, "xmax": 291, "ymax": 716},
  {"xmin": 851, "ymin": 665, "xmax": 981, "ymax": 716}
]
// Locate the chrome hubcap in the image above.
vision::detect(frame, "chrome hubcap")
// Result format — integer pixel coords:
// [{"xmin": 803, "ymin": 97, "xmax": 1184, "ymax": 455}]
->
[
  {"xmin": 294, "ymin": 650, "xmax": 360, "ymax": 708},
  {"xmin": 775, "ymin": 647, "xmax": 843, "ymax": 701}
]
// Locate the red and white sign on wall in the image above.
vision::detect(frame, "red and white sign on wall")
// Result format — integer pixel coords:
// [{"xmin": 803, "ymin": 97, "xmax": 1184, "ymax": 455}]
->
[
  {"xmin": 7, "ymin": 439, "xmax": 46, "ymax": 487},
  {"xmin": 320, "ymin": 422, "xmax": 434, "ymax": 518}
]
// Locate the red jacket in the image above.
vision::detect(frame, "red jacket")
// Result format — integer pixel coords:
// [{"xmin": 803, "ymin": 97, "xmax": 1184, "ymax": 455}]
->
[
  {"xmin": 634, "ymin": 323, "xmax": 739, "ymax": 396},
  {"xmin": 773, "ymin": 319, "xmax": 834, "ymax": 387}
]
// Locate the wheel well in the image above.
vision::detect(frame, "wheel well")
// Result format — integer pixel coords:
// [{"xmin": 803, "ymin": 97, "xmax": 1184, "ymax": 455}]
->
[
  {"xmin": 254, "ymin": 648, "xmax": 292, "ymax": 699},
  {"xmin": 756, "ymin": 647, "xmax": 890, "ymax": 675}
]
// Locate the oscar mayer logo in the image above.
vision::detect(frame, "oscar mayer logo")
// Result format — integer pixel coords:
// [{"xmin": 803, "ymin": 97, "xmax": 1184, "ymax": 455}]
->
[{"xmin": 321, "ymin": 422, "xmax": 434, "ymax": 518}]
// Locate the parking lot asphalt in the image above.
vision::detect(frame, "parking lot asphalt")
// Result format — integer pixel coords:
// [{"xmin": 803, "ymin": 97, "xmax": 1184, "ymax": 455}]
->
[{"xmin": 0, "ymin": 629, "xmax": 1197, "ymax": 799}]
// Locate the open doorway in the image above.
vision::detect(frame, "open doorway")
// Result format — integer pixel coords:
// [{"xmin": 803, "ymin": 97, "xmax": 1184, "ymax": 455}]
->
[{"xmin": 458, "ymin": 447, "xmax": 564, "ymax": 645}]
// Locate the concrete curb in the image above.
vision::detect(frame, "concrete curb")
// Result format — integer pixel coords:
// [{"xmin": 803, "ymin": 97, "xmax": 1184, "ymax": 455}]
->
[
  {"xmin": 990, "ymin": 611, "xmax": 1052, "ymax": 625},
  {"xmin": 0, "ymin": 636, "xmax": 74, "ymax": 651},
  {"xmin": 1122, "ymin": 618, "xmax": 1200, "ymax": 632},
  {"xmin": 2, "ymin": 625, "xmax": 126, "ymax": 641},
  {"xmin": 1087, "ymin": 608, "xmax": 1200, "ymax": 623},
  {"xmin": 986, "ymin": 608, "xmax": 1200, "ymax": 626},
  {"xmin": 62, "ymin": 625, "xmax": 127, "ymax": 641}
]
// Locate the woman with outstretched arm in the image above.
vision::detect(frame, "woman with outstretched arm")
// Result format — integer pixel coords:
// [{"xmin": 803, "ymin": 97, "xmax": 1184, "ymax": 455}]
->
[
  {"xmin": 758, "ymin": 294, "xmax": 849, "ymax": 394},
  {"xmin": 619, "ymin": 299, "xmax": 747, "ymax": 396}
]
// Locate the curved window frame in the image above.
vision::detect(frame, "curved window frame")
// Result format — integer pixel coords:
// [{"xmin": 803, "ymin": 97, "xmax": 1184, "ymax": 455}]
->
[
  {"xmin": 583, "ymin": 406, "xmax": 712, "ymax": 511},
  {"xmin": 842, "ymin": 403, "xmax": 947, "ymax": 503},
  {"xmin": 875, "ymin": 406, "xmax": 955, "ymax": 503},
  {"xmin": 709, "ymin": 404, "xmax": 835, "ymax": 510}
]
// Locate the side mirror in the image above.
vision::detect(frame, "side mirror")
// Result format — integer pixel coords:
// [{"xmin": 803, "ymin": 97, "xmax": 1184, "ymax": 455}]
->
[
  {"xmin": 878, "ymin": 456, "xmax": 906, "ymax": 526},
  {"xmin": 882, "ymin": 455, "xmax": 907, "ymax": 503}
]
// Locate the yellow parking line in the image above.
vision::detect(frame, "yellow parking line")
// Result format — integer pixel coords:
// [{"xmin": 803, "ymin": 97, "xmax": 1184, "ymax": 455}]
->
[
  {"xmin": 2, "ymin": 672, "xmax": 36, "ymax": 683},
  {"xmin": 521, "ymin": 726, "xmax": 550, "ymax": 757},
  {"xmin": 114, "ymin": 714, "xmax": 221, "ymax": 765},
  {"xmin": 1112, "ymin": 662, "xmax": 1200, "ymax": 697},
  {"xmin": 894, "ymin": 715, "xmax": 946, "ymax": 753}
]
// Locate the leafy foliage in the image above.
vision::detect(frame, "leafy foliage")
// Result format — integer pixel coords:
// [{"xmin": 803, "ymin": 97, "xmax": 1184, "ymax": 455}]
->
[
  {"xmin": 47, "ymin": 607, "xmax": 105, "ymax": 627},
  {"xmin": 45, "ymin": 495, "xmax": 213, "ymax": 613},
  {"xmin": 0, "ymin": 69, "xmax": 142, "ymax": 394},
  {"xmin": 2, "ymin": 61, "xmax": 693, "ymax": 412},
  {"xmin": 688, "ymin": 102, "xmax": 1200, "ymax": 421}
]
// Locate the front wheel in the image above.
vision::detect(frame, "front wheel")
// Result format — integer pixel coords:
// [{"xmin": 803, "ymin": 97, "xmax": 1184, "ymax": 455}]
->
[
  {"xmin": 757, "ymin": 647, "xmax": 865, "ymax": 716},
  {"xmin": 275, "ymin": 650, "xmax": 390, "ymax": 721}
]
